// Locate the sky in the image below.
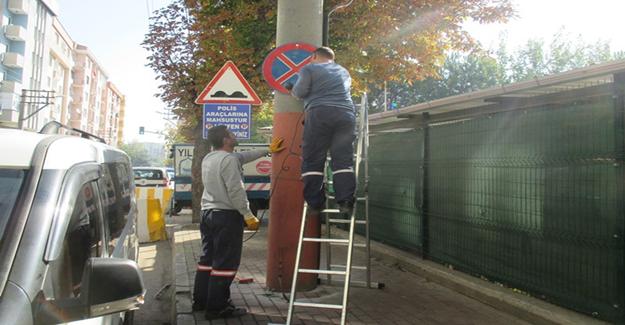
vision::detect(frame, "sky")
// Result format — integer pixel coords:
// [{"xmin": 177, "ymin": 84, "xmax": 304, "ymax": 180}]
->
[
  {"xmin": 58, "ymin": 0, "xmax": 174, "ymax": 143},
  {"xmin": 57, "ymin": 0, "xmax": 625, "ymax": 144},
  {"xmin": 463, "ymin": 0, "xmax": 625, "ymax": 52}
]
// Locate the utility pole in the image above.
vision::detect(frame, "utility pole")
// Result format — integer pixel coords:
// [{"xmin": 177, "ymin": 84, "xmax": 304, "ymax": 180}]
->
[
  {"xmin": 18, "ymin": 89, "xmax": 55, "ymax": 130},
  {"xmin": 267, "ymin": 0, "xmax": 323, "ymax": 292}
]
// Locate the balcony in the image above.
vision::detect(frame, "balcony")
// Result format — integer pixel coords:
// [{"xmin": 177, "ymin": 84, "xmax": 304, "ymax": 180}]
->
[
  {"xmin": 0, "ymin": 92, "xmax": 20, "ymax": 115},
  {"xmin": 4, "ymin": 25, "xmax": 27, "ymax": 42},
  {"xmin": 2, "ymin": 52, "xmax": 24, "ymax": 69},
  {"xmin": 8, "ymin": 0, "xmax": 29, "ymax": 15},
  {"xmin": 0, "ymin": 80, "xmax": 21, "ymax": 94}
]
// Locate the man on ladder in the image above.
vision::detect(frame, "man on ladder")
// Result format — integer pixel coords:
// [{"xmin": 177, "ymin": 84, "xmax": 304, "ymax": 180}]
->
[
  {"xmin": 279, "ymin": 45, "xmax": 363, "ymax": 325},
  {"xmin": 288, "ymin": 46, "xmax": 356, "ymax": 216}
]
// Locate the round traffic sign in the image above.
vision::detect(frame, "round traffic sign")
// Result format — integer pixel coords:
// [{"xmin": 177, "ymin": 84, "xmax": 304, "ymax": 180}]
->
[
  {"xmin": 262, "ymin": 42, "xmax": 317, "ymax": 94},
  {"xmin": 256, "ymin": 160, "xmax": 272, "ymax": 174}
]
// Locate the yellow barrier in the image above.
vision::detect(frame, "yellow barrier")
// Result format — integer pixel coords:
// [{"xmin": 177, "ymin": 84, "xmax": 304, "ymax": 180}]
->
[
  {"xmin": 135, "ymin": 187, "xmax": 173, "ymax": 213},
  {"xmin": 135, "ymin": 188, "xmax": 173, "ymax": 243}
]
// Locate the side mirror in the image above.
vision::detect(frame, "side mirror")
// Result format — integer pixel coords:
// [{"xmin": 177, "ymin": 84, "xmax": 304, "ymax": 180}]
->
[
  {"xmin": 35, "ymin": 258, "xmax": 145, "ymax": 324},
  {"xmin": 82, "ymin": 257, "xmax": 145, "ymax": 317}
]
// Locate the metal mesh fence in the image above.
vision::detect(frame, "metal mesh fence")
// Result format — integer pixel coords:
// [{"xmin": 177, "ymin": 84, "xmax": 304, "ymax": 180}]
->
[
  {"xmin": 358, "ymin": 129, "xmax": 423, "ymax": 252},
  {"xmin": 366, "ymin": 94, "xmax": 624, "ymax": 323},
  {"xmin": 428, "ymin": 96, "xmax": 623, "ymax": 322}
]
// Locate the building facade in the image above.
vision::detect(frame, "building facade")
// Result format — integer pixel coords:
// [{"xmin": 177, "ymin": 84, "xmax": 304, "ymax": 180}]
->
[
  {"xmin": 48, "ymin": 17, "xmax": 73, "ymax": 124},
  {"xmin": 70, "ymin": 44, "xmax": 106, "ymax": 133},
  {"xmin": 0, "ymin": 0, "xmax": 125, "ymax": 146},
  {"xmin": 101, "ymin": 81, "xmax": 124, "ymax": 145}
]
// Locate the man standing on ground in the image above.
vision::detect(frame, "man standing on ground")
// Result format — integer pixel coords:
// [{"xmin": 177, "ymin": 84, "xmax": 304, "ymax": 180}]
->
[
  {"xmin": 289, "ymin": 46, "xmax": 356, "ymax": 215},
  {"xmin": 192, "ymin": 125, "xmax": 283, "ymax": 320}
]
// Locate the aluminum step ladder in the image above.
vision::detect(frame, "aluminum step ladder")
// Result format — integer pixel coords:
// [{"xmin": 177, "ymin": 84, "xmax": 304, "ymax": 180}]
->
[{"xmin": 279, "ymin": 94, "xmax": 381, "ymax": 325}]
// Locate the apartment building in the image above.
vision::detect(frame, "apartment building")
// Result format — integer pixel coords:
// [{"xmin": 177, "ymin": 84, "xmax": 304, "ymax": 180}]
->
[
  {"xmin": 101, "ymin": 81, "xmax": 124, "ymax": 146},
  {"xmin": 48, "ymin": 17, "xmax": 73, "ymax": 124},
  {"xmin": 70, "ymin": 44, "xmax": 107, "ymax": 133},
  {"xmin": 0, "ymin": 0, "xmax": 59, "ymax": 128},
  {"xmin": 0, "ymin": 0, "xmax": 126, "ymax": 146}
]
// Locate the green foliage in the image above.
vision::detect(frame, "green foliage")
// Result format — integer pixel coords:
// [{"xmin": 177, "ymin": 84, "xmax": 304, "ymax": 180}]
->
[
  {"xmin": 119, "ymin": 142, "xmax": 160, "ymax": 167},
  {"xmin": 497, "ymin": 30, "xmax": 623, "ymax": 82},
  {"xmin": 370, "ymin": 31, "xmax": 625, "ymax": 112}
]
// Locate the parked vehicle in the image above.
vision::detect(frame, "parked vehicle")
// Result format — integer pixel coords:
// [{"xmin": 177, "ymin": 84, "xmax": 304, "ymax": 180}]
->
[
  {"xmin": 171, "ymin": 144, "xmax": 193, "ymax": 214},
  {"xmin": 133, "ymin": 166, "xmax": 172, "ymax": 188},
  {"xmin": 171, "ymin": 143, "xmax": 271, "ymax": 215},
  {"xmin": 166, "ymin": 167, "xmax": 175, "ymax": 189},
  {"xmin": 0, "ymin": 123, "xmax": 144, "ymax": 325}
]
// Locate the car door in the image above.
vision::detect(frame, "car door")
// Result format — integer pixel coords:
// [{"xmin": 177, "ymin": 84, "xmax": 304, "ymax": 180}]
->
[{"xmin": 42, "ymin": 179, "xmax": 117, "ymax": 325}]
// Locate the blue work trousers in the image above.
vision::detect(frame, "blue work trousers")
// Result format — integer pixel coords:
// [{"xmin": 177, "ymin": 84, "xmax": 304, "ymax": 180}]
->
[
  {"xmin": 193, "ymin": 209, "xmax": 244, "ymax": 312},
  {"xmin": 301, "ymin": 105, "xmax": 356, "ymax": 209}
]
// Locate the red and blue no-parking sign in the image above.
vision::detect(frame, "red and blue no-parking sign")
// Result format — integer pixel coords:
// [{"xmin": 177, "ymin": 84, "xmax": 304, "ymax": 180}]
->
[{"xmin": 262, "ymin": 42, "xmax": 317, "ymax": 94}]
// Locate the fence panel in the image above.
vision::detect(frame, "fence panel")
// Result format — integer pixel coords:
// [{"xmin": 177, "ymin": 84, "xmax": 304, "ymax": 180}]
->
[
  {"xmin": 361, "ymin": 129, "xmax": 423, "ymax": 252},
  {"xmin": 425, "ymin": 96, "xmax": 623, "ymax": 322}
]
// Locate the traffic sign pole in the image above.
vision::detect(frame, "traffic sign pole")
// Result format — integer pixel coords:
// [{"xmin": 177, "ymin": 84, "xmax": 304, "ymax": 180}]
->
[{"xmin": 266, "ymin": 0, "xmax": 323, "ymax": 292}]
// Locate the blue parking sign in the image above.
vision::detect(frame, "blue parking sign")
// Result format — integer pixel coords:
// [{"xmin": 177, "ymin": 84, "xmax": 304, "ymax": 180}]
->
[{"xmin": 203, "ymin": 104, "xmax": 252, "ymax": 139}]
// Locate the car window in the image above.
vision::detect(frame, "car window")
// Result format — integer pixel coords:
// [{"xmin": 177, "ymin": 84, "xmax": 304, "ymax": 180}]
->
[
  {"xmin": 48, "ymin": 181, "xmax": 104, "ymax": 299},
  {"xmin": 101, "ymin": 162, "xmax": 132, "ymax": 255},
  {"xmin": 0, "ymin": 169, "xmax": 27, "ymax": 251},
  {"xmin": 134, "ymin": 169, "xmax": 164, "ymax": 180}
]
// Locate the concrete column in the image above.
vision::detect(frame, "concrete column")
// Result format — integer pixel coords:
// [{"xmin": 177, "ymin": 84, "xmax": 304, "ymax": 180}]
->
[{"xmin": 266, "ymin": 0, "xmax": 323, "ymax": 291}]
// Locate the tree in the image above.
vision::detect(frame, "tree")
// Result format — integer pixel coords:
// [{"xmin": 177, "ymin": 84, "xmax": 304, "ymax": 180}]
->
[
  {"xmin": 369, "ymin": 31, "xmax": 625, "ymax": 111},
  {"xmin": 143, "ymin": 0, "xmax": 514, "ymax": 220},
  {"xmin": 498, "ymin": 30, "xmax": 625, "ymax": 82},
  {"xmin": 369, "ymin": 51, "xmax": 502, "ymax": 111},
  {"xmin": 119, "ymin": 142, "xmax": 156, "ymax": 167}
]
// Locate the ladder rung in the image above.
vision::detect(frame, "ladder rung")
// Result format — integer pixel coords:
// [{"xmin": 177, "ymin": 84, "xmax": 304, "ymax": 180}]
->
[
  {"xmin": 328, "ymin": 219, "xmax": 367, "ymax": 224},
  {"xmin": 321, "ymin": 209, "xmax": 341, "ymax": 214},
  {"xmin": 328, "ymin": 153, "xmax": 364, "ymax": 159},
  {"xmin": 293, "ymin": 301, "xmax": 343, "ymax": 310},
  {"xmin": 299, "ymin": 268, "xmax": 346, "ymax": 275},
  {"xmin": 326, "ymin": 196, "xmax": 367, "ymax": 201},
  {"xmin": 329, "ymin": 242, "xmax": 367, "ymax": 248},
  {"xmin": 303, "ymin": 237, "xmax": 349, "ymax": 243},
  {"xmin": 330, "ymin": 264, "xmax": 367, "ymax": 270}
]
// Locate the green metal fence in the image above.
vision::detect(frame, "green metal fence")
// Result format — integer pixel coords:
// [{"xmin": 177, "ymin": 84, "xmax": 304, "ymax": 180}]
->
[
  {"xmin": 358, "ymin": 129, "xmax": 423, "ymax": 252},
  {"xmin": 365, "ymin": 89, "xmax": 625, "ymax": 323}
]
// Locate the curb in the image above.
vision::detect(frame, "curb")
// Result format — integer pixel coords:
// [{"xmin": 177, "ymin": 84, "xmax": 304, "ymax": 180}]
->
[{"xmin": 172, "ymin": 225, "xmax": 200, "ymax": 325}]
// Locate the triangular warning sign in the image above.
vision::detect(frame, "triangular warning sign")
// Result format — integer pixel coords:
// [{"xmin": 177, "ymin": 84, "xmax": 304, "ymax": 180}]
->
[{"xmin": 195, "ymin": 61, "xmax": 262, "ymax": 105}]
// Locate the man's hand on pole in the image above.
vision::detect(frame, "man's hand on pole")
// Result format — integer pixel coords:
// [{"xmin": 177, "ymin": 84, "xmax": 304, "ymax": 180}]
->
[
  {"xmin": 244, "ymin": 212, "xmax": 260, "ymax": 231},
  {"xmin": 269, "ymin": 137, "xmax": 285, "ymax": 153}
]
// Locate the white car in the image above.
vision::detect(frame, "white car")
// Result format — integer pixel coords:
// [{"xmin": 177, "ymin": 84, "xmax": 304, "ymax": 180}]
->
[
  {"xmin": 133, "ymin": 167, "xmax": 172, "ymax": 188},
  {"xmin": 0, "ymin": 124, "xmax": 144, "ymax": 325}
]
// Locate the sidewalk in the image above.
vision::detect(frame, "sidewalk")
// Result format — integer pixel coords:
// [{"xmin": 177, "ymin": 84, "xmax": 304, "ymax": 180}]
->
[{"xmin": 171, "ymin": 214, "xmax": 549, "ymax": 325}]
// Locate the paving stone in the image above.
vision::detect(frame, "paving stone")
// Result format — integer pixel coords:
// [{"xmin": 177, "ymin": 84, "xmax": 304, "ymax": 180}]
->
[
  {"xmin": 177, "ymin": 293, "xmax": 193, "ymax": 313},
  {"xmin": 177, "ymin": 314, "xmax": 196, "ymax": 325},
  {"xmin": 173, "ymin": 224, "xmax": 536, "ymax": 325}
]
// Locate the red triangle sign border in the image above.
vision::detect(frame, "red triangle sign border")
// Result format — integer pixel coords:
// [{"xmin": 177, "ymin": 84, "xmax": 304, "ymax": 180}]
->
[{"xmin": 195, "ymin": 61, "xmax": 262, "ymax": 105}]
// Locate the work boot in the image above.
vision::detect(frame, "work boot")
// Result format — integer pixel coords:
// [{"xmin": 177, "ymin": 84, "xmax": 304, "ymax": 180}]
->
[
  {"xmin": 205, "ymin": 305, "xmax": 247, "ymax": 320},
  {"xmin": 337, "ymin": 200, "xmax": 354, "ymax": 216}
]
